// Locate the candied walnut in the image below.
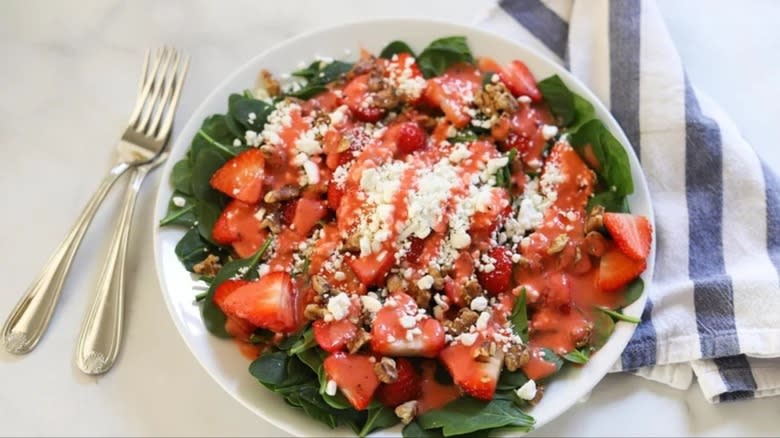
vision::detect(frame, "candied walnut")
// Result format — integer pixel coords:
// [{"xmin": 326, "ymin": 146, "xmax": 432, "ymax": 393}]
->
[
  {"xmin": 366, "ymin": 67, "xmax": 401, "ymax": 110},
  {"xmin": 347, "ymin": 56, "xmax": 380, "ymax": 79},
  {"xmin": 343, "ymin": 232, "xmax": 361, "ymax": 252},
  {"xmin": 444, "ymin": 308, "xmax": 479, "ymax": 336},
  {"xmin": 386, "ymin": 274, "xmax": 404, "ymax": 294},
  {"xmin": 311, "ymin": 275, "xmax": 331, "ymax": 295},
  {"xmin": 259, "ymin": 213, "xmax": 281, "ymax": 234},
  {"xmin": 474, "ymin": 82, "xmax": 519, "ymax": 117},
  {"xmin": 264, "ymin": 185, "xmax": 300, "ymax": 203},
  {"xmin": 347, "ymin": 329, "xmax": 372, "ymax": 354},
  {"xmin": 503, "ymin": 344, "xmax": 530, "ymax": 372},
  {"xmin": 193, "ymin": 254, "xmax": 221, "ymax": 277},
  {"xmin": 529, "ymin": 384, "xmax": 546, "ymax": 406},
  {"xmin": 585, "ymin": 205, "xmax": 605, "ymax": 233},
  {"xmin": 462, "ymin": 279, "xmax": 483, "ymax": 305},
  {"xmin": 258, "ymin": 69, "xmax": 281, "ymax": 97},
  {"xmin": 428, "ymin": 267, "xmax": 445, "ymax": 291},
  {"xmin": 395, "ymin": 400, "xmax": 419, "ymax": 425},
  {"xmin": 584, "ymin": 231, "xmax": 607, "ymax": 257},
  {"xmin": 473, "ymin": 341, "xmax": 497, "ymax": 362},
  {"xmin": 374, "ymin": 357, "xmax": 398, "ymax": 383},
  {"xmin": 547, "ymin": 234, "xmax": 569, "ymax": 254},
  {"xmin": 304, "ymin": 304, "xmax": 327, "ymax": 320}
]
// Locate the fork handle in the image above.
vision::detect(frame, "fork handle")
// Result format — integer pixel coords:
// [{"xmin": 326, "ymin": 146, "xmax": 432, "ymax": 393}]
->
[
  {"xmin": 2, "ymin": 162, "xmax": 132, "ymax": 354},
  {"xmin": 74, "ymin": 162, "xmax": 153, "ymax": 375}
]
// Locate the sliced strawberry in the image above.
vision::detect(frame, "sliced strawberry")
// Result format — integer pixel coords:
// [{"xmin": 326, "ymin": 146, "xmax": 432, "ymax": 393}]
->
[
  {"xmin": 327, "ymin": 181, "xmax": 344, "ymax": 211},
  {"xmin": 348, "ymin": 250, "xmax": 395, "ymax": 287},
  {"xmin": 405, "ymin": 237, "xmax": 425, "ymax": 265},
  {"xmin": 603, "ymin": 213, "xmax": 652, "ymax": 260},
  {"xmin": 214, "ymin": 280, "xmax": 255, "ymax": 340},
  {"xmin": 219, "ymin": 272, "xmax": 298, "ymax": 333},
  {"xmin": 598, "ymin": 247, "xmax": 647, "ymax": 292},
  {"xmin": 210, "ymin": 148, "xmax": 266, "ymax": 203},
  {"xmin": 313, "ymin": 319, "xmax": 358, "ymax": 353},
  {"xmin": 371, "ymin": 293, "xmax": 445, "ymax": 358},
  {"xmin": 383, "ymin": 53, "xmax": 426, "ymax": 103},
  {"xmin": 323, "ymin": 352, "xmax": 380, "ymax": 411},
  {"xmin": 291, "ymin": 198, "xmax": 328, "ymax": 237},
  {"xmin": 439, "ymin": 334, "xmax": 503, "ymax": 400},
  {"xmin": 344, "ymin": 74, "xmax": 385, "ymax": 123},
  {"xmin": 224, "ymin": 315, "xmax": 255, "ymax": 341},
  {"xmin": 444, "ymin": 251, "xmax": 476, "ymax": 307},
  {"xmin": 213, "ymin": 279, "xmax": 249, "ymax": 313},
  {"xmin": 423, "ymin": 64, "xmax": 481, "ymax": 128},
  {"xmin": 376, "ymin": 358, "xmax": 421, "ymax": 407},
  {"xmin": 505, "ymin": 60, "xmax": 541, "ymax": 101},
  {"xmin": 504, "ymin": 104, "xmax": 554, "ymax": 166},
  {"xmin": 477, "ymin": 246, "xmax": 514, "ymax": 295},
  {"xmin": 396, "ymin": 122, "xmax": 427, "ymax": 155},
  {"xmin": 211, "ymin": 200, "xmax": 268, "ymax": 258},
  {"xmin": 542, "ymin": 142, "xmax": 596, "ymax": 212}
]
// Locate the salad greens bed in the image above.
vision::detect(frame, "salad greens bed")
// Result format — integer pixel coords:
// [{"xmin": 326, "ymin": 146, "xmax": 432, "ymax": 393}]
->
[{"xmin": 160, "ymin": 36, "xmax": 644, "ymax": 437}]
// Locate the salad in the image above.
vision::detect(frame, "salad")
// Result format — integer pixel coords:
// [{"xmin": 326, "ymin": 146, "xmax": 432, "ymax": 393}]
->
[{"xmin": 160, "ymin": 36, "xmax": 652, "ymax": 437}]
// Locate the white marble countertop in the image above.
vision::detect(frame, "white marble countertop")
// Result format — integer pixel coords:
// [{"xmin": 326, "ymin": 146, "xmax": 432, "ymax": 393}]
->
[{"xmin": 2, "ymin": 0, "xmax": 779, "ymax": 436}]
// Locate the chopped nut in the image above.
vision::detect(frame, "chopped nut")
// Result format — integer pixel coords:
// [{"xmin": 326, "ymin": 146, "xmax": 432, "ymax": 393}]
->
[
  {"xmin": 311, "ymin": 275, "xmax": 330, "ymax": 294},
  {"xmin": 193, "ymin": 254, "xmax": 221, "ymax": 276},
  {"xmin": 394, "ymin": 400, "xmax": 419, "ymax": 425},
  {"xmin": 347, "ymin": 329, "xmax": 372, "ymax": 354},
  {"xmin": 503, "ymin": 343, "xmax": 530, "ymax": 371},
  {"xmin": 474, "ymin": 82, "xmax": 519, "ymax": 117},
  {"xmin": 462, "ymin": 279, "xmax": 483, "ymax": 305},
  {"xmin": 473, "ymin": 341, "xmax": 494, "ymax": 362},
  {"xmin": 444, "ymin": 308, "xmax": 479, "ymax": 336},
  {"xmin": 258, "ymin": 69, "xmax": 281, "ymax": 97},
  {"xmin": 264, "ymin": 185, "xmax": 300, "ymax": 203},
  {"xmin": 374, "ymin": 357, "xmax": 398, "ymax": 383},
  {"xmin": 343, "ymin": 232, "xmax": 361, "ymax": 252},
  {"xmin": 547, "ymin": 234, "xmax": 570, "ymax": 254},
  {"xmin": 584, "ymin": 231, "xmax": 607, "ymax": 257},
  {"xmin": 386, "ymin": 274, "xmax": 404, "ymax": 294},
  {"xmin": 428, "ymin": 267, "xmax": 445, "ymax": 290},
  {"xmin": 303, "ymin": 304, "xmax": 326, "ymax": 320},
  {"xmin": 529, "ymin": 384, "xmax": 545, "ymax": 406},
  {"xmin": 585, "ymin": 205, "xmax": 605, "ymax": 233}
]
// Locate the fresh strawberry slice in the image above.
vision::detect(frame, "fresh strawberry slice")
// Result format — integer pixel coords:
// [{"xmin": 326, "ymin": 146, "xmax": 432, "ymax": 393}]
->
[
  {"xmin": 211, "ymin": 200, "xmax": 268, "ymax": 258},
  {"xmin": 290, "ymin": 198, "xmax": 328, "ymax": 237},
  {"xmin": 603, "ymin": 213, "xmax": 652, "ymax": 261},
  {"xmin": 504, "ymin": 104, "xmax": 554, "ymax": 166},
  {"xmin": 214, "ymin": 279, "xmax": 255, "ymax": 340},
  {"xmin": 219, "ymin": 272, "xmax": 298, "ymax": 333},
  {"xmin": 439, "ymin": 334, "xmax": 504, "ymax": 400},
  {"xmin": 371, "ymin": 293, "xmax": 445, "ymax": 358},
  {"xmin": 382, "ymin": 53, "xmax": 426, "ymax": 103},
  {"xmin": 327, "ymin": 181, "xmax": 344, "ymax": 211},
  {"xmin": 396, "ymin": 122, "xmax": 427, "ymax": 155},
  {"xmin": 477, "ymin": 57, "xmax": 541, "ymax": 101},
  {"xmin": 444, "ymin": 251, "xmax": 476, "ymax": 307},
  {"xmin": 423, "ymin": 64, "xmax": 481, "ymax": 128},
  {"xmin": 477, "ymin": 246, "xmax": 514, "ymax": 295},
  {"xmin": 224, "ymin": 315, "xmax": 255, "ymax": 341},
  {"xmin": 344, "ymin": 74, "xmax": 385, "ymax": 123},
  {"xmin": 348, "ymin": 250, "xmax": 395, "ymax": 287},
  {"xmin": 541, "ymin": 142, "xmax": 596, "ymax": 212},
  {"xmin": 210, "ymin": 148, "xmax": 266, "ymax": 203},
  {"xmin": 598, "ymin": 247, "xmax": 647, "ymax": 292},
  {"xmin": 376, "ymin": 358, "xmax": 421, "ymax": 407},
  {"xmin": 212, "ymin": 279, "xmax": 249, "ymax": 313},
  {"xmin": 313, "ymin": 319, "xmax": 358, "ymax": 353},
  {"xmin": 323, "ymin": 352, "xmax": 380, "ymax": 411}
]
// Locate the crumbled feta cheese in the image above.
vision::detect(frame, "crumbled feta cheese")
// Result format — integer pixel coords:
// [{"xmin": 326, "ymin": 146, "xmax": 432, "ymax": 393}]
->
[
  {"xmin": 541, "ymin": 124, "xmax": 559, "ymax": 140},
  {"xmin": 232, "ymin": 138, "xmax": 242, "ymax": 147},
  {"xmin": 475, "ymin": 311, "xmax": 491, "ymax": 331},
  {"xmin": 450, "ymin": 229, "xmax": 472, "ymax": 250},
  {"xmin": 515, "ymin": 379, "xmax": 537, "ymax": 400},
  {"xmin": 470, "ymin": 296, "xmax": 488, "ymax": 312},
  {"xmin": 360, "ymin": 294, "xmax": 382, "ymax": 313},
  {"xmin": 400, "ymin": 315, "xmax": 417, "ymax": 329},
  {"xmin": 456, "ymin": 332, "xmax": 478, "ymax": 346},
  {"xmin": 325, "ymin": 379, "xmax": 338, "ymax": 396},
  {"xmin": 327, "ymin": 293, "xmax": 351, "ymax": 321},
  {"xmin": 416, "ymin": 275, "xmax": 434, "ymax": 290},
  {"xmin": 253, "ymin": 208, "xmax": 266, "ymax": 222},
  {"xmin": 302, "ymin": 160, "xmax": 320, "ymax": 184},
  {"xmin": 518, "ymin": 95, "xmax": 532, "ymax": 104},
  {"xmin": 334, "ymin": 271, "xmax": 346, "ymax": 281},
  {"xmin": 172, "ymin": 196, "xmax": 186, "ymax": 208}
]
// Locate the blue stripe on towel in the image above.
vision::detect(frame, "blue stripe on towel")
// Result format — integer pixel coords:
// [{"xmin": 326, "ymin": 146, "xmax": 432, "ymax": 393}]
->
[
  {"xmin": 684, "ymin": 77, "xmax": 739, "ymax": 358},
  {"xmin": 714, "ymin": 355, "xmax": 757, "ymax": 401},
  {"xmin": 499, "ymin": 0, "xmax": 569, "ymax": 60},
  {"xmin": 608, "ymin": 0, "xmax": 642, "ymax": 157},
  {"xmin": 621, "ymin": 299, "xmax": 657, "ymax": 369},
  {"xmin": 761, "ymin": 162, "xmax": 780, "ymax": 279}
]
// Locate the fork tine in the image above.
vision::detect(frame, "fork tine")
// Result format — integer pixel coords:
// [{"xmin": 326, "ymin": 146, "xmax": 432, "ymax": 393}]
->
[
  {"xmin": 136, "ymin": 47, "xmax": 173, "ymax": 133},
  {"xmin": 128, "ymin": 48, "xmax": 164, "ymax": 127},
  {"xmin": 156, "ymin": 54, "xmax": 190, "ymax": 142},
  {"xmin": 145, "ymin": 49, "xmax": 180, "ymax": 137}
]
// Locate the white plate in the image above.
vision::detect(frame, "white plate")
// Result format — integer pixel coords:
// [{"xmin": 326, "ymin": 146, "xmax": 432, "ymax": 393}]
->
[{"xmin": 153, "ymin": 18, "xmax": 655, "ymax": 437}]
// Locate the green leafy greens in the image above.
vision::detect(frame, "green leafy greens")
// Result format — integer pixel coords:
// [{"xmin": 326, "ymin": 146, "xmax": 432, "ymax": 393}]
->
[{"xmin": 416, "ymin": 36, "xmax": 475, "ymax": 78}]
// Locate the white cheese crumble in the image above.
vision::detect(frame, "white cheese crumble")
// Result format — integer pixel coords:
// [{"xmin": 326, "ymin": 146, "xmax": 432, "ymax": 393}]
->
[
  {"xmin": 172, "ymin": 196, "xmax": 186, "ymax": 208},
  {"xmin": 399, "ymin": 314, "xmax": 417, "ymax": 329},
  {"xmin": 232, "ymin": 138, "xmax": 242, "ymax": 147},
  {"xmin": 475, "ymin": 311, "xmax": 491, "ymax": 331},
  {"xmin": 541, "ymin": 124, "xmax": 559, "ymax": 140},
  {"xmin": 302, "ymin": 160, "xmax": 320, "ymax": 185},
  {"xmin": 325, "ymin": 379, "xmax": 338, "ymax": 396},
  {"xmin": 416, "ymin": 275, "xmax": 434, "ymax": 290},
  {"xmin": 456, "ymin": 332, "xmax": 478, "ymax": 347},
  {"xmin": 470, "ymin": 296, "xmax": 488, "ymax": 312},
  {"xmin": 327, "ymin": 293, "xmax": 351, "ymax": 321},
  {"xmin": 360, "ymin": 294, "xmax": 382, "ymax": 314},
  {"xmin": 515, "ymin": 379, "xmax": 537, "ymax": 400},
  {"xmin": 518, "ymin": 95, "xmax": 532, "ymax": 104}
]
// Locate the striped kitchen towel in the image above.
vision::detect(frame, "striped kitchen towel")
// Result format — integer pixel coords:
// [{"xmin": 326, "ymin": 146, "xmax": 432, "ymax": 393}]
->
[{"xmin": 478, "ymin": 0, "xmax": 780, "ymax": 402}]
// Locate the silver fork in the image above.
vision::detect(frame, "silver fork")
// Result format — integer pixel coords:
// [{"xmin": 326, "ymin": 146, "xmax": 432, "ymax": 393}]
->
[{"xmin": 2, "ymin": 47, "xmax": 189, "ymax": 356}]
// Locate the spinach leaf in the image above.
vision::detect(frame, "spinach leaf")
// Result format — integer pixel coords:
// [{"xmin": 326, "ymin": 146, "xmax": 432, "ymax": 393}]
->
[
  {"xmin": 224, "ymin": 112, "xmax": 246, "ymax": 140},
  {"xmin": 171, "ymin": 159, "xmax": 193, "ymax": 195},
  {"xmin": 196, "ymin": 201, "xmax": 222, "ymax": 244},
  {"xmin": 380, "ymin": 40, "xmax": 416, "ymax": 59},
  {"xmin": 403, "ymin": 421, "xmax": 443, "ymax": 438},
  {"xmin": 159, "ymin": 192, "xmax": 197, "ymax": 227},
  {"xmin": 200, "ymin": 238, "xmax": 273, "ymax": 337},
  {"xmin": 417, "ymin": 398, "xmax": 534, "ymax": 436},
  {"xmin": 287, "ymin": 84, "xmax": 328, "ymax": 100},
  {"xmin": 587, "ymin": 190, "xmax": 630, "ymax": 213},
  {"xmin": 359, "ymin": 406, "xmax": 399, "ymax": 437},
  {"xmin": 296, "ymin": 346, "xmax": 326, "ymax": 373},
  {"xmin": 249, "ymin": 351, "xmax": 289, "ymax": 387},
  {"xmin": 288, "ymin": 326, "xmax": 316, "ymax": 356},
  {"xmin": 571, "ymin": 93, "xmax": 596, "ymax": 131},
  {"xmin": 249, "ymin": 329, "xmax": 275, "ymax": 345},
  {"xmin": 228, "ymin": 93, "xmax": 273, "ymax": 130},
  {"xmin": 190, "ymin": 114, "xmax": 237, "ymax": 160},
  {"xmin": 510, "ymin": 288, "xmax": 529, "ymax": 343},
  {"xmin": 571, "ymin": 119, "xmax": 634, "ymax": 197},
  {"xmin": 597, "ymin": 306, "xmax": 641, "ymax": 324},
  {"xmin": 293, "ymin": 60, "xmax": 353, "ymax": 85},
  {"xmin": 538, "ymin": 75, "xmax": 575, "ymax": 125},
  {"xmin": 591, "ymin": 309, "xmax": 616, "ymax": 349},
  {"xmin": 497, "ymin": 370, "xmax": 529, "ymax": 391},
  {"xmin": 190, "ymin": 147, "xmax": 228, "ymax": 203},
  {"xmin": 174, "ymin": 227, "xmax": 219, "ymax": 272},
  {"xmin": 620, "ymin": 278, "xmax": 644, "ymax": 308},
  {"xmin": 562, "ymin": 348, "xmax": 591, "ymax": 365},
  {"xmin": 494, "ymin": 149, "xmax": 517, "ymax": 189},
  {"xmin": 416, "ymin": 36, "xmax": 474, "ymax": 78}
]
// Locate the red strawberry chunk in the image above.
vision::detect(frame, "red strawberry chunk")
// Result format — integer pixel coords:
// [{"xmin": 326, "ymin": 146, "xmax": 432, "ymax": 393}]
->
[
  {"xmin": 348, "ymin": 250, "xmax": 395, "ymax": 287},
  {"xmin": 371, "ymin": 293, "xmax": 445, "ymax": 358},
  {"xmin": 477, "ymin": 57, "xmax": 541, "ymax": 101},
  {"xmin": 423, "ymin": 64, "xmax": 481, "ymax": 128},
  {"xmin": 291, "ymin": 197, "xmax": 328, "ymax": 238},
  {"xmin": 603, "ymin": 213, "xmax": 652, "ymax": 261},
  {"xmin": 396, "ymin": 122, "xmax": 427, "ymax": 155},
  {"xmin": 598, "ymin": 247, "xmax": 647, "ymax": 292},
  {"xmin": 313, "ymin": 319, "xmax": 359, "ymax": 353},
  {"xmin": 212, "ymin": 279, "xmax": 249, "ymax": 314},
  {"xmin": 477, "ymin": 246, "xmax": 514, "ymax": 295},
  {"xmin": 211, "ymin": 200, "xmax": 268, "ymax": 258},
  {"xmin": 344, "ymin": 74, "xmax": 385, "ymax": 123},
  {"xmin": 210, "ymin": 148, "xmax": 266, "ymax": 203},
  {"xmin": 376, "ymin": 358, "xmax": 421, "ymax": 407},
  {"xmin": 439, "ymin": 333, "xmax": 503, "ymax": 400},
  {"xmin": 382, "ymin": 53, "xmax": 426, "ymax": 104},
  {"xmin": 219, "ymin": 272, "xmax": 298, "ymax": 333},
  {"xmin": 323, "ymin": 352, "xmax": 380, "ymax": 411}
]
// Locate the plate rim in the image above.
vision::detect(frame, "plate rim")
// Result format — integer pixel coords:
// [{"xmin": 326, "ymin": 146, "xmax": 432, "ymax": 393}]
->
[{"xmin": 152, "ymin": 16, "xmax": 655, "ymax": 437}]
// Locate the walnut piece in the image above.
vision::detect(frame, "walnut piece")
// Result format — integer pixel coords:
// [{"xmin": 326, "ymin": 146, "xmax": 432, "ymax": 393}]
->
[
  {"xmin": 193, "ymin": 254, "xmax": 221, "ymax": 277},
  {"xmin": 347, "ymin": 329, "xmax": 372, "ymax": 354},
  {"xmin": 503, "ymin": 343, "xmax": 530, "ymax": 372},
  {"xmin": 474, "ymin": 82, "xmax": 519, "ymax": 117},
  {"xmin": 374, "ymin": 357, "xmax": 398, "ymax": 383},
  {"xmin": 584, "ymin": 231, "xmax": 607, "ymax": 257},
  {"xmin": 394, "ymin": 400, "xmax": 419, "ymax": 425},
  {"xmin": 444, "ymin": 308, "xmax": 479, "ymax": 336},
  {"xmin": 264, "ymin": 185, "xmax": 300, "ymax": 203},
  {"xmin": 585, "ymin": 205, "xmax": 605, "ymax": 233},
  {"xmin": 303, "ymin": 304, "xmax": 326, "ymax": 321},
  {"xmin": 547, "ymin": 234, "xmax": 570, "ymax": 254},
  {"xmin": 259, "ymin": 69, "xmax": 281, "ymax": 97}
]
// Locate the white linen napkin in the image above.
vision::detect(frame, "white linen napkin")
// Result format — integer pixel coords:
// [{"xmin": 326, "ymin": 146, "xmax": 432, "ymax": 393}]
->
[{"xmin": 478, "ymin": 0, "xmax": 780, "ymax": 402}]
